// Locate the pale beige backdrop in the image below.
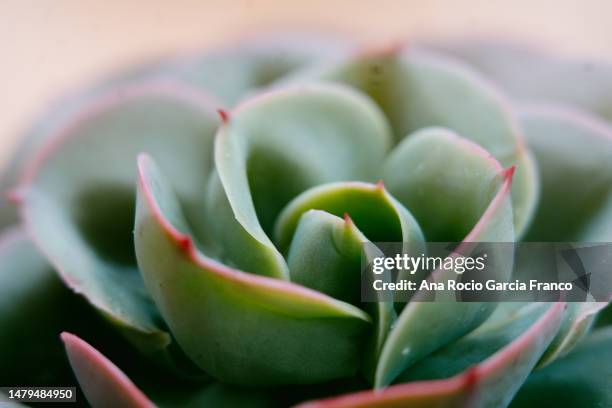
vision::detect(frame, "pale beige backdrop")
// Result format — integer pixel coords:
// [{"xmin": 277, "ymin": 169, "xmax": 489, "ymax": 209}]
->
[{"xmin": 2, "ymin": 0, "xmax": 611, "ymax": 165}]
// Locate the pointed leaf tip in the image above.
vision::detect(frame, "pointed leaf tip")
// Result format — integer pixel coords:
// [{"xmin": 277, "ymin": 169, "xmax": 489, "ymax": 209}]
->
[
  {"xmin": 135, "ymin": 155, "xmax": 372, "ymax": 385},
  {"xmin": 502, "ymin": 165, "xmax": 517, "ymax": 181},
  {"xmin": 375, "ymin": 179, "xmax": 385, "ymax": 191},
  {"xmin": 343, "ymin": 212, "xmax": 353, "ymax": 224},
  {"xmin": 177, "ymin": 234, "xmax": 193, "ymax": 253},
  {"xmin": 462, "ymin": 366, "xmax": 480, "ymax": 389},
  {"xmin": 217, "ymin": 108, "xmax": 230, "ymax": 123},
  {"xmin": 61, "ymin": 332, "xmax": 154, "ymax": 408}
]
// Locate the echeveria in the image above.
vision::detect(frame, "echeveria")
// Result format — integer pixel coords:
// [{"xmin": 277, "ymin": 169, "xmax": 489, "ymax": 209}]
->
[{"xmin": 0, "ymin": 34, "xmax": 611, "ymax": 407}]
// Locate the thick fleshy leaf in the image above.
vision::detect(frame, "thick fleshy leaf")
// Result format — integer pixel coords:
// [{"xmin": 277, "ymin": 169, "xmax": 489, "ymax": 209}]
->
[
  {"xmin": 275, "ymin": 181, "xmax": 425, "ymax": 379},
  {"xmin": 0, "ymin": 64, "xmax": 162, "ymax": 230},
  {"xmin": 18, "ymin": 80, "xmax": 219, "ymax": 361},
  {"xmin": 60, "ymin": 333, "xmax": 366, "ymax": 408},
  {"xmin": 0, "ymin": 34, "xmax": 350, "ymax": 229},
  {"xmin": 384, "ymin": 127, "xmax": 512, "ymax": 241},
  {"xmin": 537, "ymin": 302, "xmax": 607, "ymax": 367},
  {"xmin": 62, "ymin": 332, "xmax": 155, "ymax": 408},
  {"xmin": 0, "ymin": 227, "xmax": 84, "ymax": 386},
  {"xmin": 521, "ymin": 105, "xmax": 612, "ymax": 242},
  {"xmin": 516, "ymin": 106, "xmax": 612, "ymax": 364},
  {"xmin": 284, "ymin": 48, "xmax": 537, "ymax": 236},
  {"xmin": 206, "ymin": 83, "xmax": 392, "ymax": 279},
  {"xmin": 275, "ymin": 181, "xmax": 423, "ymax": 252},
  {"xmin": 396, "ymin": 303, "xmax": 554, "ymax": 381},
  {"xmin": 63, "ymin": 333, "xmax": 276, "ymax": 408},
  {"xmin": 276, "ymin": 181, "xmax": 423, "ymax": 302},
  {"xmin": 510, "ymin": 327, "xmax": 612, "ymax": 408},
  {"xmin": 375, "ymin": 128, "xmax": 516, "ymax": 388},
  {"xmin": 296, "ymin": 302, "xmax": 564, "ymax": 408},
  {"xmin": 135, "ymin": 154, "xmax": 371, "ymax": 386},
  {"xmin": 432, "ymin": 39, "xmax": 612, "ymax": 122},
  {"xmin": 282, "ymin": 209, "xmax": 366, "ymax": 304}
]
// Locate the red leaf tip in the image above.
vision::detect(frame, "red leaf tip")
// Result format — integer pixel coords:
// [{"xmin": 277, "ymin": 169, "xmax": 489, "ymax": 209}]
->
[
  {"xmin": 463, "ymin": 366, "xmax": 480, "ymax": 389},
  {"xmin": 177, "ymin": 234, "xmax": 193, "ymax": 252},
  {"xmin": 375, "ymin": 180, "xmax": 385, "ymax": 190},
  {"xmin": 502, "ymin": 165, "xmax": 516, "ymax": 182},
  {"xmin": 343, "ymin": 213, "xmax": 353, "ymax": 224},
  {"xmin": 217, "ymin": 109, "xmax": 230, "ymax": 124},
  {"xmin": 5, "ymin": 189, "xmax": 22, "ymax": 205}
]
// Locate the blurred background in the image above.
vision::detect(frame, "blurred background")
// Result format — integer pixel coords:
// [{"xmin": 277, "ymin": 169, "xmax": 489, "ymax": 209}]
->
[{"xmin": 2, "ymin": 0, "xmax": 612, "ymax": 165}]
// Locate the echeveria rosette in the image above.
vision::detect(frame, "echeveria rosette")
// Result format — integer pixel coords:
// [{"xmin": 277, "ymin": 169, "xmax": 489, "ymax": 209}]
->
[{"xmin": 0, "ymin": 35, "xmax": 610, "ymax": 407}]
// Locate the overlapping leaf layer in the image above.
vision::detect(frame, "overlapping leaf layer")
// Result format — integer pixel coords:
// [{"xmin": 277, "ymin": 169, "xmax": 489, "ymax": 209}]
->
[{"xmin": 1, "ymin": 35, "xmax": 611, "ymax": 407}]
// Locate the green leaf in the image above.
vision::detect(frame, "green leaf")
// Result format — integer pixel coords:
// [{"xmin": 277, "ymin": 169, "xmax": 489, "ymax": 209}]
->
[
  {"xmin": 283, "ymin": 209, "xmax": 366, "ymax": 304},
  {"xmin": 514, "ymin": 105, "xmax": 612, "ymax": 364},
  {"xmin": 275, "ymin": 181, "xmax": 423, "ymax": 253},
  {"xmin": 135, "ymin": 154, "xmax": 371, "ymax": 386},
  {"xmin": 0, "ymin": 64, "xmax": 160, "ymax": 230},
  {"xmin": 61, "ymin": 333, "xmax": 362, "ymax": 408},
  {"xmin": 284, "ymin": 48, "xmax": 537, "ymax": 236},
  {"xmin": 18, "ymin": 80, "xmax": 219, "ymax": 361},
  {"xmin": 537, "ymin": 302, "xmax": 608, "ymax": 367},
  {"xmin": 274, "ymin": 181, "xmax": 425, "ymax": 380},
  {"xmin": 0, "ymin": 35, "xmax": 351, "ymax": 230},
  {"xmin": 62, "ymin": 332, "xmax": 156, "ymax": 408},
  {"xmin": 518, "ymin": 106, "xmax": 612, "ymax": 366},
  {"xmin": 510, "ymin": 327, "xmax": 612, "ymax": 408},
  {"xmin": 206, "ymin": 83, "xmax": 392, "ymax": 279},
  {"xmin": 396, "ymin": 303, "xmax": 554, "ymax": 381},
  {"xmin": 375, "ymin": 128, "xmax": 516, "ymax": 388},
  {"xmin": 384, "ymin": 127, "xmax": 513, "ymax": 242},
  {"xmin": 296, "ymin": 303, "xmax": 564, "ymax": 408},
  {"xmin": 521, "ymin": 105, "xmax": 612, "ymax": 242},
  {"xmin": 0, "ymin": 227, "xmax": 84, "ymax": 387},
  {"xmin": 62, "ymin": 331, "xmax": 278, "ymax": 408},
  {"xmin": 433, "ymin": 39, "xmax": 612, "ymax": 122}
]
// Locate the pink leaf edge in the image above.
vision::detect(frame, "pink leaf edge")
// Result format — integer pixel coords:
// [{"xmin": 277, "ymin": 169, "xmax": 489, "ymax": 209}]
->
[
  {"xmin": 61, "ymin": 332, "xmax": 155, "ymax": 408},
  {"xmin": 295, "ymin": 302, "xmax": 565, "ymax": 408}
]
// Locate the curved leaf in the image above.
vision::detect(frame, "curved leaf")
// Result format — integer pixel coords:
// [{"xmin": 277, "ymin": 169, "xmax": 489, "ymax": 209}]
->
[
  {"xmin": 433, "ymin": 39, "xmax": 612, "ymax": 122},
  {"xmin": 515, "ymin": 106, "xmax": 612, "ymax": 363},
  {"xmin": 62, "ymin": 332, "xmax": 155, "ymax": 408},
  {"xmin": 284, "ymin": 48, "xmax": 537, "ymax": 235},
  {"xmin": 375, "ymin": 128, "xmax": 516, "ymax": 387},
  {"xmin": 283, "ymin": 210, "xmax": 366, "ymax": 303},
  {"xmin": 296, "ymin": 303, "xmax": 564, "ymax": 408},
  {"xmin": 396, "ymin": 303, "xmax": 553, "ymax": 381},
  {"xmin": 18, "ymin": 80, "xmax": 219, "ymax": 361},
  {"xmin": 275, "ymin": 181, "xmax": 423, "ymax": 253},
  {"xmin": 510, "ymin": 327, "xmax": 612, "ymax": 408},
  {"xmin": 135, "ymin": 154, "xmax": 371, "ymax": 386},
  {"xmin": 537, "ymin": 302, "xmax": 607, "ymax": 367},
  {"xmin": 206, "ymin": 83, "xmax": 392, "ymax": 279},
  {"xmin": 384, "ymin": 127, "xmax": 511, "ymax": 241},
  {"xmin": 61, "ymin": 333, "xmax": 362, "ymax": 408},
  {"xmin": 0, "ymin": 227, "xmax": 85, "ymax": 386},
  {"xmin": 275, "ymin": 181, "xmax": 425, "ymax": 379},
  {"xmin": 521, "ymin": 105, "xmax": 612, "ymax": 242}
]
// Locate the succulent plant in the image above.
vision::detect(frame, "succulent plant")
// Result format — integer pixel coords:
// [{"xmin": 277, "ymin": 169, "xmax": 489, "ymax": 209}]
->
[{"xmin": 1, "ymin": 34, "xmax": 611, "ymax": 407}]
